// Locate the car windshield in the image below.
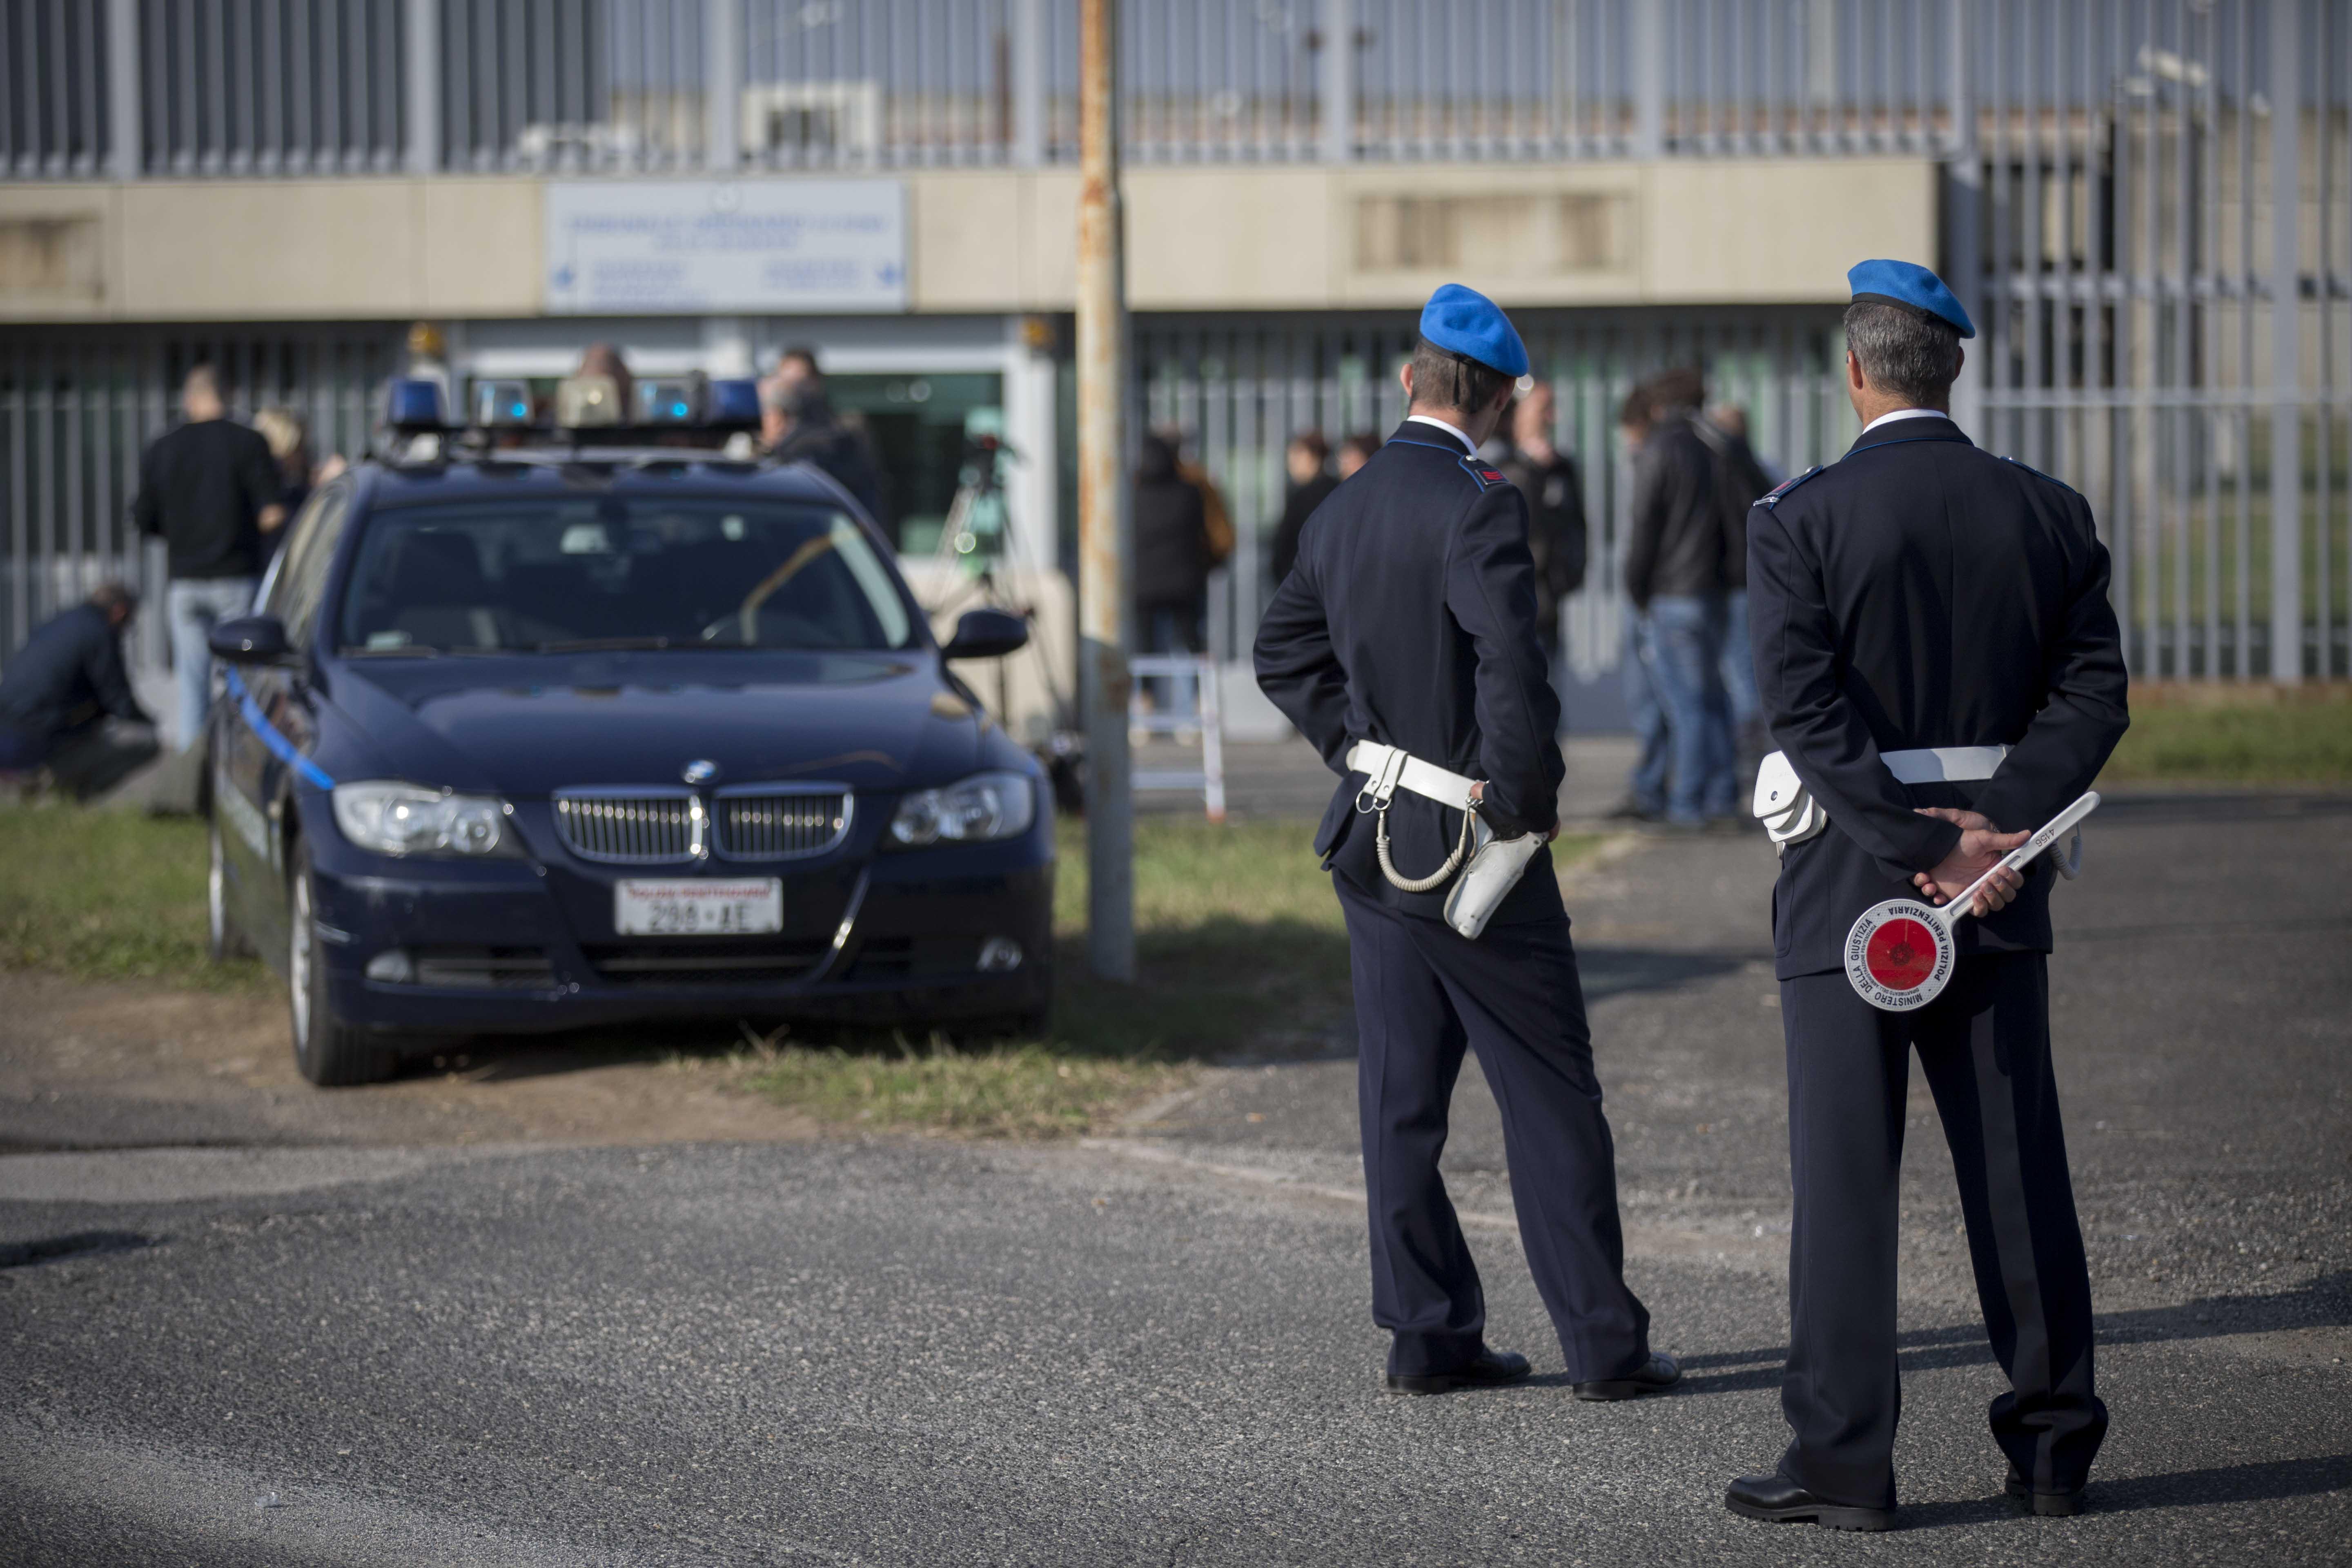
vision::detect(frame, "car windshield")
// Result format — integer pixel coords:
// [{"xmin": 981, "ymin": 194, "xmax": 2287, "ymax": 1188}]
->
[{"xmin": 337, "ymin": 498, "xmax": 916, "ymax": 655}]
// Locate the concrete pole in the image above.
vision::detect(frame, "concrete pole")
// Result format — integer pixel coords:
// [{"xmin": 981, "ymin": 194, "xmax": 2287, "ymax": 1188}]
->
[
  {"xmin": 1076, "ymin": 0, "xmax": 1135, "ymax": 981},
  {"xmin": 105, "ymin": 0, "xmax": 140, "ymax": 179},
  {"xmin": 705, "ymin": 0, "xmax": 742, "ymax": 174},
  {"xmin": 404, "ymin": 0, "xmax": 439, "ymax": 175},
  {"xmin": 2269, "ymin": 0, "xmax": 2302, "ymax": 684},
  {"xmin": 1942, "ymin": 0, "xmax": 1983, "ymax": 443}
]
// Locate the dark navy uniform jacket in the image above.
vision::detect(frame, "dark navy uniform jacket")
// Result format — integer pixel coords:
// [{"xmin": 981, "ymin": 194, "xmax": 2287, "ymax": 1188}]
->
[
  {"xmin": 1749, "ymin": 414, "xmax": 2129, "ymax": 978},
  {"xmin": 1255, "ymin": 420, "xmax": 1565, "ymax": 927},
  {"xmin": 0, "ymin": 603, "xmax": 150, "ymax": 760}
]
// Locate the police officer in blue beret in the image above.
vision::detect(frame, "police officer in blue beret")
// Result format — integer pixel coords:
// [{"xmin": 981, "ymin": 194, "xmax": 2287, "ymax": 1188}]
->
[
  {"xmin": 1724, "ymin": 261, "xmax": 2129, "ymax": 1530},
  {"xmin": 1255, "ymin": 284, "xmax": 1677, "ymax": 1402}
]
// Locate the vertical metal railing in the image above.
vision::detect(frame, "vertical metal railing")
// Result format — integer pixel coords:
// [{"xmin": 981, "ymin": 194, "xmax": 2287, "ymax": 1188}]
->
[
  {"xmin": 0, "ymin": 327, "xmax": 400, "ymax": 674},
  {"xmin": 1137, "ymin": 308, "xmax": 1853, "ymax": 674},
  {"xmin": 0, "ymin": 0, "xmax": 111, "ymax": 178},
  {"xmin": 129, "ymin": 0, "xmax": 407, "ymax": 176},
  {"xmin": 739, "ymin": 0, "xmax": 1015, "ymax": 169}
]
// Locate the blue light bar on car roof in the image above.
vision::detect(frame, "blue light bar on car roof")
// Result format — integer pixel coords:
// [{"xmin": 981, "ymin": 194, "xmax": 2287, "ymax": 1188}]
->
[
  {"xmin": 384, "ymin": 377, "xmax": 448, "ymax": 432},
  {"xmin": 635, "ymin": 375, "xmax": 704, "ymax": 426},
  {"xmin": 471, "ymin": 379, "xmax": 535, "ymax": 428},
  {"xmin": 707, "ymin": 377, "xmax": 760, "ymax": 428}
]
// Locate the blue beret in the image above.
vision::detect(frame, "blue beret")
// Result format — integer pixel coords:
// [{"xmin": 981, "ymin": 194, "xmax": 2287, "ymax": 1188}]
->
[
  {"xmin": 1847, "ymin": 259, "xmax": 1974, "ymax": 339},
  {"xmin": 1418, "ymin": 283, "xmax": 1530, "ymax": 379}
]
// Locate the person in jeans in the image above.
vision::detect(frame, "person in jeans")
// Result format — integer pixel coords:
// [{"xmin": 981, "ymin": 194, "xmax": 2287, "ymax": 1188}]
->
[
  {"xmin": 0, "ymin": 584, "xmax": 160, "ymax": 800},
  {"xmin": 1616, "ymin": 374, "xmax": 1736, "ymax": 827},
  {"xmin": 1694, "ymin": 402, "xmax": 1776, "ymax": 771},
  {"xmin": 1131, "ymin": 431, "xmax": 1212, "ymax": 717},
  {"xmin": 133, "ymin": 365, "xmax": 284, "ymax": 751}
]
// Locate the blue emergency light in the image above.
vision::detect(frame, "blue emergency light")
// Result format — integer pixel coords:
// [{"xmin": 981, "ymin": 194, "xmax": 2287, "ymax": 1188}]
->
[
  {"xmin": 470, "ymin": 379, "xmax": 535, "ymax": 428},
  {"xmin": 636, "ymin": 376, "xmax": 705, "ymax": 426},
  {"xmin": 384, "ymin": 377, "xmax": 448, "ymax": 432},
  {"xmin": 707, "ymin": 377, "xmax": 761, "ymax": 427}
]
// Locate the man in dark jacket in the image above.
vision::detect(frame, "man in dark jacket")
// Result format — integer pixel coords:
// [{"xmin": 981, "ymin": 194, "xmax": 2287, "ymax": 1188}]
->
[
  {"xmin": 762, "ymin": 348, "xmax": 886, "ymax": 525},
  {"xmin": 1725, "ymin": 261, "xmax": 2126, "ymax": 1532},
  {"xmin": 1692, "ymin": 402, "xmax": 1776, "ymax": 766},
  {"xmin": 1256, "ymin": 284, "xmax": 1675, "ymax": 1405},
  {"xmin": 134, "ymin": 365, "xmax": 284, "ymax": 752},
  {"xmin": 0, "ymin": 584, "xmax": 160, "ymax": 800},
  {"xmin": 1269, "ymin": 430, "xmax": 1338, "ymax": 587},
  {"xmin": 1133, "ymin": 431, "xmax": 1212, "ymax": 715},
  {"xmin": 1488, "ymin": 379, "xmax": 1588, "ymax": 653},
  {"xmin": 1619, "ymin": 374, "xmax": 1736, "ymax": 826}
]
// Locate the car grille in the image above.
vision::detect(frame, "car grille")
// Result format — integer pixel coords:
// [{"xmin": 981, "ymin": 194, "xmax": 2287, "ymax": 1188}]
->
[
  {"xmin": 583, "ymin": 940, "xmax": 830, "ymax": 987},
  {"xmin": 713, "ymin": 790, "xmax": 851, "ymax": 860},
  {"xmin": 553, "ymin": 791, "xmax": 697, "ymax": 864}
]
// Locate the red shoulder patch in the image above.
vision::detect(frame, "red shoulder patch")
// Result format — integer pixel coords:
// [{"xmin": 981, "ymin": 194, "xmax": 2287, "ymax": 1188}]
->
[{"xmin": 1479, "ymin": 469, "xmax": 1506, "ymax": 483}]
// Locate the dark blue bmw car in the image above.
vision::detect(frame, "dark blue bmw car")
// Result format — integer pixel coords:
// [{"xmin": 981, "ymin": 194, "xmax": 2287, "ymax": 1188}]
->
[{"xmin": 204, "ymin": 385, "xmax": 1052, "ymax": 1085}]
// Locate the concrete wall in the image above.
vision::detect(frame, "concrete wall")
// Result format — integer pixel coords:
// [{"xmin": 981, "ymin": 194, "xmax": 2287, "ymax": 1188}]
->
[{"xmin": 0, "ymin": 159, "xmax": 1935, "ymax": 323}]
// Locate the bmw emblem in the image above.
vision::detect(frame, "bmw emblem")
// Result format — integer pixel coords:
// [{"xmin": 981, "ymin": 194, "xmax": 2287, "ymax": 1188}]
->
[{"xmin": 682, "ymin": 759, "xmax": 720, "ymax": 786}]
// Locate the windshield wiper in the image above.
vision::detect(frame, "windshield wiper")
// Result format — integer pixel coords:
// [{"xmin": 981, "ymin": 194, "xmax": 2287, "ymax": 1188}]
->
[
  {"xmin": 341, "ymin": 645, "xmax": 441, "ymax": 658},
  {"xmin": 535, "ymin": 636, "xmax": 675, "ymax": 653}
]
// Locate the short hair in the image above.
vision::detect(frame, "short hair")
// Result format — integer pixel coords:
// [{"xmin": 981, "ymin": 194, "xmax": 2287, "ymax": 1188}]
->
[
  {"xmin": 778, "ymin": 346, "xmax": 821, "ymax": 378},
  {"xmin": 1408, "ymin": 336, "xmax": 1510, "ymax": 418},
  {"xmin": 1287, "ymin": 429, "xmax": 1329, "ymax": 464},
  {"xmin": 1340, "ymin": 431, "xmax": 1382, "ymax": 462},
  {"xmin": 88, "ymin": 581, "xmax": 137, "ymax": 616},
  {"xmin": 1648, "ymin": 366, "xmax": 1706, "ymax": 412},
  {"xmin": 1843, "ymin": 301, "xmax": 1962, "ymax": 404},
  {"xmin": 183, "ymin": 364, "xmax": 221, "ymax": 402}
]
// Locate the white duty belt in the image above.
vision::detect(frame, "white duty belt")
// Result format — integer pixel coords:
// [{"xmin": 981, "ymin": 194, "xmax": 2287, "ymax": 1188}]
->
[
  {"xmin": 1753, "ymin": 744, "xmax": 2082, "ymax": 878},
  {"xmin": 1343, "ymin": 739, "xmax": 1546, "ymax": 940}
]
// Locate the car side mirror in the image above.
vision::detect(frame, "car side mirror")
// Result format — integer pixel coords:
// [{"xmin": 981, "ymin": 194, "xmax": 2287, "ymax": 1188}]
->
[
  {"xmin": 207, "ymin": 615, "xmax": 292, "ymax": 664},
  {"xmin": 941, "ymin": 607, "xmax": 1029, "ymax": 661}
]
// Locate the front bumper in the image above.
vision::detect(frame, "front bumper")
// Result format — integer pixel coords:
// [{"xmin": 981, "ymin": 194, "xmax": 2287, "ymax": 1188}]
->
[{"xmin": 305, "ymin": 815, "xmax": 1054, "ymax": 1036}]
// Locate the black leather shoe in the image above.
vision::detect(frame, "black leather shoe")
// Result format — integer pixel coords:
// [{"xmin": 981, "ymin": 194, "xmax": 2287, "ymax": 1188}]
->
[
  {"xmin": 1385, "ymin": 1347, "xmax": 1530, "ymax": 1395},
  {"xmin": 1724, "ymin": 1472, "xmax": 1895, "ymax": 1532},
  {"xmin": 2006, "ymin": 1467, "xmax": 2087, "ymax": 1516},
  {"xmin": 1572, "ymin": 1351, "xmax": 1682, "ymax": 1401}
]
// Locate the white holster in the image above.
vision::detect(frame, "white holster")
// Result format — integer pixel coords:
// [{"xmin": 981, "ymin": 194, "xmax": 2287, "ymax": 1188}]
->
[
  {"xmin": 1750, "ymin": 743, "xmax": 2082, "ymax": 875},
  {"xmin": 1345, "ymin": 739, "xmax": 1541, "ymax": 940}
]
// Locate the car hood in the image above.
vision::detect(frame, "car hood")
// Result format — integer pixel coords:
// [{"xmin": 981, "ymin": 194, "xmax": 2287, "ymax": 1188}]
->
[{"xmin": 327, "ymin": 651, "xmax": 989, "ymax": 796}]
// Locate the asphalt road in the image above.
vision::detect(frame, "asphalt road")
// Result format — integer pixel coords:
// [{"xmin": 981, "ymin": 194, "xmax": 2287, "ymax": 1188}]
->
[{"xmin": 4, "ymin": 786, "xmax": 2349, "ymax": 1565}]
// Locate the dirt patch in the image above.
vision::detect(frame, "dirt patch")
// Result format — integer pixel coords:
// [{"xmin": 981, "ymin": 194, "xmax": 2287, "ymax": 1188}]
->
[{"xmin": 0, "ymin": 971, "xmax": 820, "ymax": 1153}]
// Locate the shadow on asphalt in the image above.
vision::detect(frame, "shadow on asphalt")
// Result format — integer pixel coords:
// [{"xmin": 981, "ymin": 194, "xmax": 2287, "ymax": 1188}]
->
[
  {"xmin": 1666, "ymin": 1272, "xmax": 2352, "ymax": 1394},
  {"xmin": 1575, "ymin": 947, "xmax": 1763, "ymax": 1006},
  {"xmin": 1893, "ymin": 1455, "xmax": 2352, "ymax": 1529},
  {"xmin": 2093, "ymin": 791, "xmax": 2352, "ymax": 825}
]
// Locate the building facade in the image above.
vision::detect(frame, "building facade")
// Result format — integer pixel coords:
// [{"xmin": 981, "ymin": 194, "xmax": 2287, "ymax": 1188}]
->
[{"xmin": 3, "ymin": 0, "xmax": 2346, "ymax": 729}]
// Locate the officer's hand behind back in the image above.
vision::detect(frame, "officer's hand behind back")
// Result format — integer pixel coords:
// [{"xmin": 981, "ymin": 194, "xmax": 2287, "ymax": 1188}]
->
[{"xmin": 1912, "ymin": 808, "xmax": 2029, "ymax": 915}]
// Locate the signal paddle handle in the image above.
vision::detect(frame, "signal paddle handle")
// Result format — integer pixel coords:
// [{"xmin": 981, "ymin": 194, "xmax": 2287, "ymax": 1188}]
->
[{"xmin": 1932, "ymin": 791, "xmax": 2103, "ymax": 933}]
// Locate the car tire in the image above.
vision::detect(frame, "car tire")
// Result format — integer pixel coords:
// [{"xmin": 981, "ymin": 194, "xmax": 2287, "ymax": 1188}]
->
[
  {"xmin": 287, "ymin": 840, "xmax": 397, "ymax": 1087},
  {"xmin": 205, "ymin": 817, "xmax": 253, "ymax": 963}
]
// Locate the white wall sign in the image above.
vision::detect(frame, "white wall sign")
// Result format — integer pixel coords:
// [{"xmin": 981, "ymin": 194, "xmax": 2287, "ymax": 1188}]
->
[{"xmin": 544, "ymin": 180, "xmax": 907, "ymax": 315}]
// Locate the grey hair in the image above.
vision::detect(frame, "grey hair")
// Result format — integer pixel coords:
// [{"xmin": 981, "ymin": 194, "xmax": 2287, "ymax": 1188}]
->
[{"xmin": 1843, "ymin": 301, "xmax": 1962, "ymax": 405}]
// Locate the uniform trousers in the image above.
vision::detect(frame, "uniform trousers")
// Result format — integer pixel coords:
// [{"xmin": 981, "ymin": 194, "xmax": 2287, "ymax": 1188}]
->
[
  {"xmin": 1779, "ymin": 952, "xmax": 2108, "ymax": 1509},
  {"xmin": 1336, "ymin": 873, "xmax": 1650, "ymax": 1381}
]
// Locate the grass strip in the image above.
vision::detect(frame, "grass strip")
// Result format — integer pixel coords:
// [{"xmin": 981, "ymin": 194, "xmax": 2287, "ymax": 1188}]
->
[{"xmin": 2099, "ymin": 685, "xmax": 2352, "ymax": 786}]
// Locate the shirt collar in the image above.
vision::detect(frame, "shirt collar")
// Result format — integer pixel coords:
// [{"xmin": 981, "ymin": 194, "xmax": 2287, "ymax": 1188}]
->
[
  {"xmin": 1860, "ymin": 405, "xmax": 1952, "ymax": 437},
  {"xmin": 1403, "ymin": 413, "xmax": 1477, "ymax": 455}
]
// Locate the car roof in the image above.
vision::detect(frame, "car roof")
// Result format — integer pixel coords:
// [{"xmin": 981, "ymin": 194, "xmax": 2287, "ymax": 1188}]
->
[{"xmin": 352, "ymin": 452, "xmax": 854, "ymax": 511}]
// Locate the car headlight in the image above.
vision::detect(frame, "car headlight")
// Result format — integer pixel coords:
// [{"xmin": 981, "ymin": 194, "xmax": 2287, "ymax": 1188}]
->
[
  {"xmin": 331, "ymin": 781, "xmax": 511, "ymax": 858},
  {"xmin": 888, "ymin": 771, "xmax": 1037, "ymax": 847}
]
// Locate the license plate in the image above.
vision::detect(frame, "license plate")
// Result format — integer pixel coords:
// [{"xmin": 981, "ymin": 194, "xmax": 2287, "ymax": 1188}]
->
[{"xmin": 614, "ymin": 879, "xmax": 782, "ymax": 936}]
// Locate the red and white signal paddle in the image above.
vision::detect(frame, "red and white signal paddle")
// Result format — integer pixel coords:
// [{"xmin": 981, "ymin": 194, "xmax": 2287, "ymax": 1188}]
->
[{"xmin": 1844, "ymin": 791, "xmax": 2103, "ymax": 1011}]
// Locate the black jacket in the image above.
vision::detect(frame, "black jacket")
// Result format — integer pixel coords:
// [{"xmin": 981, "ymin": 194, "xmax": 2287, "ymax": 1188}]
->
[
  {"xmin": 1689, "ymin": 419, "xmax": 1773, "ymax": 592},
  {"xmin": 771, "ymin": 403, "xmax": 885, "ymax": 525},
  {"xmin": 1255, "ymin": 421, "xmax": 1563, "ymax": 926},
  {"xmin": 1491, "ymin": 444, "xmax": 1588, "ymax": 639},
  {"xmin": 1623, "ymin": 414, "xmax": 1728, "ymax": 609},
  {"xmin": 132, "ymin": 418, "xmax": 282, "ymax": 580},
  {"xmin": 1269, "ymin": 472, "xmax": 1339, "ymax": 586},
  {"xmin": 0, "ymin": 604, "xmax": 150, "ymax": 751},
  {"xmin": 1749, "ymin": 414, "xmax": 2129, "ymax": 977},
  {"xmin": 1133, "ymin": 438, "xmax": 1212, "ymax": 611}
]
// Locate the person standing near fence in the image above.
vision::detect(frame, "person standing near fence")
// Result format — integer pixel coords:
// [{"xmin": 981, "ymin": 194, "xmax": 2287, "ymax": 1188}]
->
[
  {"xmin": 1490, "ymin": 380, "xmax": 1590, "ymax": 661},
  {"xmin": 1269, "ymin": 431, "xmax": 1338, "ymax": 587},
  {"xmin": 133, "ymin": 366, "xmax": 285, "ymax": 753},
  {"xmin": 1133, "ymin": 431, "xmax": 1212, "ymax": 720},
  {"xmin": 1691, "ymin": 401, "xmax": 1775, "ymax": 768},
  {"xmin": 1255, "ymin": 284, "xmax": 1675, "ymax": 1405},
  {"xmin": 1616, "ymin": 372, "xmax": 1737, "ymax": 828}
]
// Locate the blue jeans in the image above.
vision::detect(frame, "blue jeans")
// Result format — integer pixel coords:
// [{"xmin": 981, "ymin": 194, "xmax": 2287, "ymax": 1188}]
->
[
  {"xmin": 1138, "ymin": 602, "xmax": 1201, "ymax": 716},
  {"xmin": 167, "ymin": 577, "xmax": 256, "ymax": 752},
  {"xmin": 1626, "ymin": 595, "xmax": 1736, "ymax": 824},
  {"xmin": 1720, "ymin": 588, "xmax": 1759, "ymax": 731}
]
